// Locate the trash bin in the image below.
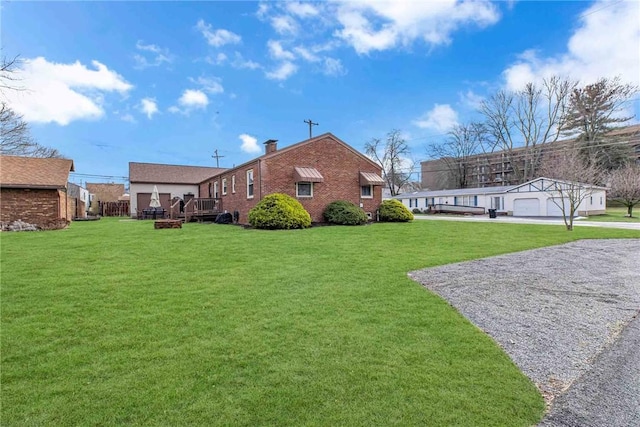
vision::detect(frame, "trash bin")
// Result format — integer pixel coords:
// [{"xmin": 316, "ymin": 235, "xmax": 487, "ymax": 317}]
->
[{"xmin": 488, "ymin": 209, "xmax": 497, "ymax": 219}]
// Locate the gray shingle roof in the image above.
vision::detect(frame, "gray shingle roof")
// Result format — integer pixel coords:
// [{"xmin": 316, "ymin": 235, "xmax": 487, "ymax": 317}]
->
[
  {"xmin": 129, "ymin": 162, "xmax": 225, "ymax": 184},
  {"xmin": 0, "ymin": 155, "xmax": 74, "ymax": 189}
]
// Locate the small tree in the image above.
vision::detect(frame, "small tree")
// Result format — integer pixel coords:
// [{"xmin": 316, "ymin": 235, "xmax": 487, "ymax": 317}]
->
[
  {"xmin": 540, "ymin": 148, "xmax": 604, "ymax": 231},
  {"xmin": 427, "ymin": 122, "xmax": 488, "ymax": 189},
  {"xmin": 480, "ymin": 76, "xmax": 576, "ymax": 184},
  {"xmin": 561, "ymin": 76, "xmax": 638, "ymax": 170},
  {"xmin": 365, "ymin": 129, "xmax": 416, "ymax": 196},
  {"xmin": 608, "ymin": 164, "xmax": 640, "ymax": 217}
]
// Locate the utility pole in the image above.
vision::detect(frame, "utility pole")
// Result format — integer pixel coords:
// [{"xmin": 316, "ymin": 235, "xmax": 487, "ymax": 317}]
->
[
  {"xmin": 212, "ymin": 149, "xmax": 225, "ymax": 168},
  {"xmin": 304, "ymin": 119, "xmax": 318, "ymax": 139}
]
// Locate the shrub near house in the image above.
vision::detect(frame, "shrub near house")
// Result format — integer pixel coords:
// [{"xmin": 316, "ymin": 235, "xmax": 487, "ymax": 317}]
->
[
  {"xmin": 379, "ymin": 199, "xmax": 414, "ymax": 222},
  {"xmin": 248, "ymin": 193, "xmax": 311, "ymax": 229},
  {"xmin": 323, "ymin": 200, "xmax": 368, "ymax": 225}
]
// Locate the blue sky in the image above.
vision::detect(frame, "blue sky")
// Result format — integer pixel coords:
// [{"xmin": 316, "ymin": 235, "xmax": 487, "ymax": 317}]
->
[{"xmin": 2, "ymin": 1, "xmax": 639, "ymax": 187}]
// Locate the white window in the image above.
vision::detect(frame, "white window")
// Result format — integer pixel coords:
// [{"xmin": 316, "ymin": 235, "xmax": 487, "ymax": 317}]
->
[
  {"xmin": 231, "ymin": 175, "xmax": 236, "ymax": 193},
  {"xmin": 213, "ymin": 181, "xmax": 219, "ymax": 198},
  {"xmin": 361, "ymin": 185, "xmax": 373, "ymax": 198},
  {"xmin": 296, "ymin": 182, "xmax": 313, "ymax": 197},
  {"xmin": 492, "ymin": 196, "xmax": 504, "ymax": 210},
  {"xmin": 222, "ymin": 178, "xmax": 227, "ymax": 195},
  {"xmin": 247, "ymin": 170, "xmax": 254, "ymax": 198}
]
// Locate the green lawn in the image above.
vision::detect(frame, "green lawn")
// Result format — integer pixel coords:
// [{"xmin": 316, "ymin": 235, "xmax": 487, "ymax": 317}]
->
[
  {"xmin": 582, "ymin": 206, "xmax": 640, "ymax": 222},
  {"xmin": 2, "ymin": 219, "xmax": 638, "ymax": 426}
]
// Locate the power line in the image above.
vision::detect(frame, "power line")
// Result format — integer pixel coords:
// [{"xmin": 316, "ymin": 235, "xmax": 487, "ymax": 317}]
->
[
  {"xmin": 212, "ymin": 149, "xmax": 225, "ymax": 168},
  {"xmin": 304, "ymin": 119, "xmax": 318, "ymax": 139}
]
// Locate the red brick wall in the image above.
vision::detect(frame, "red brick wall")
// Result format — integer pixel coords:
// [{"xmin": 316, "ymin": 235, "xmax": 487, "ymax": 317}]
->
[
  {"xmin": 200, "ymin": 136, "xmax": 382, "ymax": 223},
  {"xmin": 262, "ymin": 137, "xmax": 381, "ymax": 222},
  {"xmin": 0, "ymin": 188, "xmax": 61, "ymax": 227},
  {"xmin": 200, "ymin": 160, "xmax": 260, "ymax": 224}
]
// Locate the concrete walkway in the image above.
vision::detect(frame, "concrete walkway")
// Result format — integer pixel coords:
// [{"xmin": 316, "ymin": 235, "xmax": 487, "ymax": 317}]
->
[{"xmin": 413, "ymin": 214, "xmax": 640, "ymax": 231}]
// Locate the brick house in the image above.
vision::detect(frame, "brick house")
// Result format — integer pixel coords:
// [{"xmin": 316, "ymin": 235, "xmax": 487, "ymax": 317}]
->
[
  {"xmin": 0, "ymin": 155, "xmax": 75, "ymax": 228},
  {"xmin": 200, "ymin": 133, "xmax": 385, "ymax": 223}
]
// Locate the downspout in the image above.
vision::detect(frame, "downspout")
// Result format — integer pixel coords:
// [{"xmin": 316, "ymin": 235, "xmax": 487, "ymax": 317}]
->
[{"xmin": 258, "ymin": 158, "xmax": 262, "ymax": 201}]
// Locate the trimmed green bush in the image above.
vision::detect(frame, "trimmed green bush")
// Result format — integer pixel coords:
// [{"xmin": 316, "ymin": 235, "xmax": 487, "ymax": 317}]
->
[
  {"xmin": 323, "ymin": 200, "xmax": 368, "ymax": 225},
  {"xmin": 248, "ymin": 193, "xmax": 311, "ymax": 229},
  {"xmin": 379, "ymin": 199, "xmax": 414, "ymax": 222},
  {"xmin": 412, "ymin": 208, "xmax": 421, "ymax": 214}
]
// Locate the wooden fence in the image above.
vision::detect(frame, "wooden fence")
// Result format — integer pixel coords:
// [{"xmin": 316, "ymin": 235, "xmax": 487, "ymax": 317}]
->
[{"xmin": 100, "ymin": 201, "xmax": 130, "ymax": 217}]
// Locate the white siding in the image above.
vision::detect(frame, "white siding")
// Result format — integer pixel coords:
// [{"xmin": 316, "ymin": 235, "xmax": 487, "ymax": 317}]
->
[{"xmin": 130, "ymin": 183, "xmax": 200, "ymax": 216}]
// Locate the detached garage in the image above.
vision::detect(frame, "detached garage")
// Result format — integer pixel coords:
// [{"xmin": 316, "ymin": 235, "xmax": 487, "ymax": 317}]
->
[
  {"xmin": 396, "ymin": 177, "xmax": 607, "ymax": 218},
  {"xmin": 513, "ymin": 198, "xmax": 540, "ymax": 216},
  {"xmin": 506, "ymin": 178, "xmax": 607, "ymax": 217}
]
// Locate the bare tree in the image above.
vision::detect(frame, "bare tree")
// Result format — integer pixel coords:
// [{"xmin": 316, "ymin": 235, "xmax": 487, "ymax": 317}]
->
[
  {"xmin": 427, "ymin": 122, "xmax": 488, "ymax": 189},
  {"xmin": 480, "ymin": 76, "xmax": 577, "ymax": 183},
  {"xmin": 0, "ymin": 56, "xmax": 61, "ymax": 158},
  {"xmin": 365, "ymin": 129, "xmax": 416, "ymax": 196},
  {"xmin": 608, "ymin": 164, "xmax": 640, "ymax": 217},
  {"xmin": 560, "ymin": 77, "xmax": 638, "ymax": 170},
  {"xmin": 540, "ymin": 147, "xmax": 604, "ymax": 230},
  {"xmin": 0, "ymin": 55, "xmax": 24, "ymax": 92}
]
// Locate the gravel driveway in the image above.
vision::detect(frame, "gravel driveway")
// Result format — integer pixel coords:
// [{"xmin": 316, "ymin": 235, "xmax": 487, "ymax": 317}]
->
[{"xmin": 408, "ymin": 239, "xmax": 640, "ymax": 425}]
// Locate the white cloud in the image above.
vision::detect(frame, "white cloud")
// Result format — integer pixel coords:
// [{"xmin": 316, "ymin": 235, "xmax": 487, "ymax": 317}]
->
[
  {"xmin": 265, "ymin": 61, "xmax": 298, "ymax": 81},
  {"xmin": 189, "ymin": 76, "xmax": 224, "ymax": 94},
  {"xmin": 271, "ymin": 15, "xmax": 298, "ymax": 35},
  {"xmin": 139, "ymin": 98, "xmax": 159, "ymax": 119},
  {"xmin": 206, "ymin": 53, "xmax": 228, "ymax": 65},
  {"xmin": 239, "ymin": 133, "xmax": 261, "ymax": 154},
  {"xmin": 169, "ymin": 89, "xmax": 209, "ymax": 114},
  {"xmin": 256, "ymin": 3, "xmax": 270, "ymax": 19},
  {"xmin": 231, "ymin": 52, "xmax": 262, "ymax": 70},
  {"xmin": 196, "ymin": 19, "xmax": 241, "ymax": 47},
  {"xmin": 294, "ymin": 46, "xmax": 320, "ymax": 62},
  {"xmin": 334, "ymin": 1, "xmax": 500, "ymax": 54},
  {"xmin": 134, "ymin": 40, "xmax": 173, "ymax": 69},
  {"xmin": 179, "ymin": 89, "xmax": 209, "ymax": 109},
  {"xmin": 459, "ymin": 90, "xmax": 484, "ymax": 109},
  {"xmin": 286, "ymin": 2, "xmax": 319, "ymax": 18},
  {"xmin": 322, "ymin": 57, "xmax": 346, "ymax": 76},
  {"xmin": 413, "ymin": 104, "xmax": 459, "ymax": 133},
  {"xmin": 503, "ymin": 0, "xmax": 640, "ymax": 91},
  {"xmin": 2, "ymin": 57, "xmax": 132, "ymax": 125},
  {"xmin": 120, "ymin": 113, "xmax": 136, "ymax": 123},
  {"xmin": 267, "ymin": 40, "xmax": 295, "ymax": 61}
]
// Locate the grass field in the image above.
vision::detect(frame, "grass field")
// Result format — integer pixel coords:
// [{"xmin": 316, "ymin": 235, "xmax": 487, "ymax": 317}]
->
[
  {"xmin": 2, "ymin": 219, "xmax": 638, "ymax": 426},
  {"xmin": 583, "ymin": 206, "xmax": 639, "ymax": 222}
]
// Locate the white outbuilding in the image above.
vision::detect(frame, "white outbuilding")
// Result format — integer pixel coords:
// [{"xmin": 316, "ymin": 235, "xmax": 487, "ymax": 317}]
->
[{"xmin": 395, "ymin": 177, "xmax": 607, "ymax": 217}]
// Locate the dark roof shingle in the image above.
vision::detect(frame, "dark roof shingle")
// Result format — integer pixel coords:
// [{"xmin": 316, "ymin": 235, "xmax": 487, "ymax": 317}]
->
[
  {"xmin": 0, "ymin": 155, "xmax": 74, "ymax": 189},
  {"xmin": 129, "ymin": 162, "xmax": 225, "ymax": 184}
]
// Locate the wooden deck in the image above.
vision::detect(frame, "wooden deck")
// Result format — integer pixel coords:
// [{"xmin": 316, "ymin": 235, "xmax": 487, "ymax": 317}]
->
[{"xmin": 170, "ymin": 197, "xmax": 222, "ymax": 222}]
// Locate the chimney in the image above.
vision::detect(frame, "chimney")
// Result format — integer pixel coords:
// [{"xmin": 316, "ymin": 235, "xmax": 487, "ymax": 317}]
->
[{"xmin": 264, "ymin": 139, "xmax": 278, "ymax": 154}]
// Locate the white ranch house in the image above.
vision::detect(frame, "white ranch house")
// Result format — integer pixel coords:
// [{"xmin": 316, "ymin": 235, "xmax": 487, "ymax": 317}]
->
[{"xmin": 395, "ymin": 177, "xmax": 607, "ymax": 217}]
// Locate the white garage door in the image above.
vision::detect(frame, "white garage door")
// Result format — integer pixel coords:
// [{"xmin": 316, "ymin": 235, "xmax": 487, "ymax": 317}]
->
[
  {"xmin": 546, "ymin": 198, "xmax": 571, "ymax": 217},
  {"xmin": 513, "ymin": 198, "xmax": 540, "ymax": 216}
]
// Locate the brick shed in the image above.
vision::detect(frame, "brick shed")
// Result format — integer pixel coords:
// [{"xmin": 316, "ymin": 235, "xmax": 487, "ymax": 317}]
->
[
  {"xmin": 0, "ymin": 155, "xmax": 75, "ymax": 229},
  {"xmin": 200, "ymin": 133, "xmax": 385, "ymax": 223}
]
